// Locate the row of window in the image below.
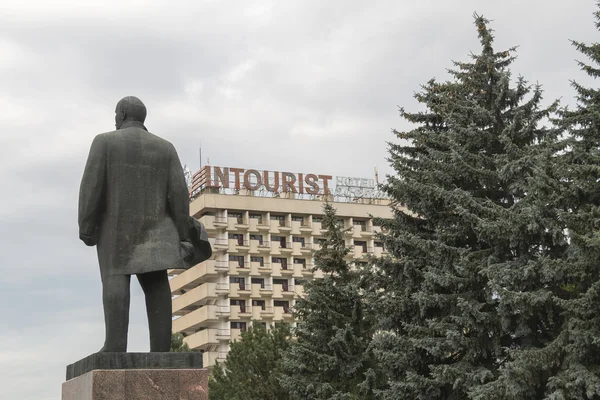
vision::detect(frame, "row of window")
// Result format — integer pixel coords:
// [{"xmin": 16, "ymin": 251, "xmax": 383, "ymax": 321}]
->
[
  {"xmin": 230, "ymin": 299, "xmax": 292, "ymax": 313},
  {"xmin": 229, "ymin": 276, "xmax": 303, "ymax": 290},
  {"xmin": 211, "ymin": 211, "xmax": 381, "ymax": 227},
  {"xmin": 228, "ymin": 255, "xmax": 309, "ymax": 269}
]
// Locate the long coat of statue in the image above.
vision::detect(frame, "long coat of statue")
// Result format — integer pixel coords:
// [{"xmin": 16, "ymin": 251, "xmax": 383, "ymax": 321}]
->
[{"xmin": 78, "ymin": 120, "xmax": 191, "ymax": 279}]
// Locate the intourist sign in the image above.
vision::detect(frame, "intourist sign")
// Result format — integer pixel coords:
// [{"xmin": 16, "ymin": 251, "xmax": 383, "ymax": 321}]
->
[
  {"xmin": 189, "ymin": 165, "xmax": 385, "ymax": 200},
  {"xmin": 193, "ymin": 166, "xmax": 333, "ymax": 195}
]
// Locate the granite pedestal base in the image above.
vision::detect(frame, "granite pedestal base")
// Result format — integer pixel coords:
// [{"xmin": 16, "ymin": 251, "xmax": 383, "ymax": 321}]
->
[
  {"xmin": 61, "ymin": 369, "xmax": 208, "ymax": 400},
  {"xmin": 62, "ymin": 353, "xmax": 207, "ymax": 400}
]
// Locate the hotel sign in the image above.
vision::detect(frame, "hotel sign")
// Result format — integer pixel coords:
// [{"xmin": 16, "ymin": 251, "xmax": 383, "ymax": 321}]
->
[{"xmin": 190, "ymin": 166, "xmax": 385, "ymax": 200}]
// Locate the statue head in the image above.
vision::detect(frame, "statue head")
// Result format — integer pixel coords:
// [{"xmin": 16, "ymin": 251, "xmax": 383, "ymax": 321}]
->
[{"xmin": 115, "ymin": 96, "xmax": 147, "ymax": 129}]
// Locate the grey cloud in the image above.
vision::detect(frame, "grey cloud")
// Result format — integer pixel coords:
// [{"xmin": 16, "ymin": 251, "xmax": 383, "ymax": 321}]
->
[{"xmin": 0, "ymin": 1, "xmax": 598, "ymax": 398}]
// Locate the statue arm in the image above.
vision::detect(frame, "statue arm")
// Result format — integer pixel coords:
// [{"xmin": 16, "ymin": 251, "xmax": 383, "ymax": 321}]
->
[
  {"xmin": 167, "ymin": 144, "xmax": 191, "ymax": 242},
  {"xmin": 78, "ymin": 134, "xmax": 107, "ymax": 246}
]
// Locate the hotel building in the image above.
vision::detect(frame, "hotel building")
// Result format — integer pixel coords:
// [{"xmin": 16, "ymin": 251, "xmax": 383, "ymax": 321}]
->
[{"xmin": 169, "ymin": 166, "xmax": 394, "ymax": 368}]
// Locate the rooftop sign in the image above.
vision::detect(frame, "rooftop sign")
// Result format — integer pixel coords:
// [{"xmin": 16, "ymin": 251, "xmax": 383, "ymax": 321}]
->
[{"xmin": 189, "ymin": 166, "xmax": 386, "ymax": 201}]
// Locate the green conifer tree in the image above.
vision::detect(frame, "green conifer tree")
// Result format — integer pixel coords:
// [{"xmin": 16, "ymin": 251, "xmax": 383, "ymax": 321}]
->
[
  {"xmin": 208, "ymin": 323, "xmax": 291, "ymax": 400},
  {"xmin": 170, "ymin": 332, "xmax": 190, "ymax": 352},
  {"xmin": 280, "ymin": 202, "xmax": 378, "ymax": 399},
  {"xmin": 535, "ymin": 4, "xmax": 600, "ymax": 398},
  {"xmin": 368, "ymin": 14, "xmax": 563, "ymax": 399}
]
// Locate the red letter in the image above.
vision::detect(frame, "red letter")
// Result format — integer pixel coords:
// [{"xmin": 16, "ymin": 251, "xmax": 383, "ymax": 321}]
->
[
  {"xmin": 244, "ymin": 169, "xmax": 262, "ymax": 190},
  {"xmin": 318, "ymin": 175, "xmax": 332, "ymax": 195},
  {"xmin": 304, "ymin": 174, "xmax": 319, "ymax": 195},
  {"xmin": 282, "ymin": 172, "xmax": 297, "ymax": 193},
  {"xmin": 230, "ymin": 168, "xmax": 244, "ymax": 190},
  {"xmin": 214, "ymin": 167, "xmax": 229, "ymax": 188},
  {"xmin": 263, "ymin": 171, "xmax": 280, "ymax": 192}
]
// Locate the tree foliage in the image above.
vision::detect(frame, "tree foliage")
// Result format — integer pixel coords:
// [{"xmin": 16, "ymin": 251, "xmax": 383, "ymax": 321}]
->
[
  {"xmin": 170, "ymin": 332, "xmax": 190, "ymax": 352},
  {"xmin": 281, "ymin": 202, "xmax": 379, "ymax": 399},
  {"xmin": 368, "ymin": 13, "xmax": 564, "ymax": 399},
  {"xmin": 208, "ymin": 323, "xmax": 291, "ymax": 400}
]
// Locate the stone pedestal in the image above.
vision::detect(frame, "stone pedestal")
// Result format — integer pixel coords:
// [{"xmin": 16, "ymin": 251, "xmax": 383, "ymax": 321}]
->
[
  {"xmin": 62, "ymin": 353, "xmax": 208, "ymax": 400},
  {"xmin": 62, "ymin": 369, "xmax": 208, "ymax": 400}
]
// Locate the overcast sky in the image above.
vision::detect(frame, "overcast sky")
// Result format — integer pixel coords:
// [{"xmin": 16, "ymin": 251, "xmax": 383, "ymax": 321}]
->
[{"xmin": 0, "ymin": 1, "xmax": 598, "ymax": 398}]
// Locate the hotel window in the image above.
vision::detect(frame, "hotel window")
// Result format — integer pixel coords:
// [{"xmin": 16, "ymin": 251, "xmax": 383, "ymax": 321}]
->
[
  {"xmin": 271, "ymin": 214, "xmax": 287, "ymax": 226},
  {"xmin": 273, "ymin": 257, "xmax": 288, "ymax": 269},
  {"xmin": 231, "ymin": 321, "xmax": 247, "ymax": 331},
  {"xmin": 292, "ymin": 216, "xmax": 304, "ymax": 223},
  {"xmin": 272, "ymin": 236, "xmax": 287, "ymax": 248},
  {"xmin": 249, "ymin": 213, "xmax": 263, "ymax": 223},
  {"xmin": 293, "ymin": 258, "xmax": 306, "ymax": 267},
  {"xmin": 250, "ymin": 234, "xmax": 264, "ymax": 245},
  {"xmin": 274, "ymin": 300, "xmax": 290, "ymax": 313},
  {"xmin": 374, "ymin": 241, "xmax": 384, "ymax": 248},
  {"xmin": 229, "ymin": 255, "xmax": 245, "ymax": 267},
  {"xmin": 353, "ymin": 220, "xmax": 367, "ymax": 231},
  {"xmin": 229, "ymin": 211, "xmax": 244, "ymax": 224},
  {"xmin": 273, "ymin": 278, "xmax": 289, "ymax": 291},
  {"xmin": 313, "ymin": 216, "xmax": 323, "ymax": 223},
  {"xmin": 229, "ymin": 276, "xmax": 246, "ymax": 290},
  {"xmin": 228, "ymin": 233, "xmax": 245, "ymax": 245},
  {"xmin": 252, "ymin": 299, "xmax": 266, "ymax": 310},
  {"xmin": 250, "ymin": 256, "xmax": 264, "ymax": 266},
  {"xmin": 292, "ymin": 236, "xmax": 305, "ymax": 247},
  {"xmin": 294, "ymin": 279, "xmax": 306, "ymax": 286},
  {"xmin": 354, "ymin": 241, "xmax": 367, "ymax": 252},
  {"xmin": 251, "ymin": 278, "xmax": 265, "ymax": 288},
  {"xmin": 231, "ymin": 299, "xmax": 247, "ymax": 313}
]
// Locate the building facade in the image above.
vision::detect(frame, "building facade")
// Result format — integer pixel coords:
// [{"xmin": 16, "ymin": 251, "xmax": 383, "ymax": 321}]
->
[{"xmin": 169, "ymin": 166, "xmax": 394, "ymax": 368}]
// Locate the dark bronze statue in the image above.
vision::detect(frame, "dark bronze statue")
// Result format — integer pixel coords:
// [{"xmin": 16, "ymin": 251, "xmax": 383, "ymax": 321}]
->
[{"xmin": 78, "ymin": 96, "xmax": 211, "ymax": 353}]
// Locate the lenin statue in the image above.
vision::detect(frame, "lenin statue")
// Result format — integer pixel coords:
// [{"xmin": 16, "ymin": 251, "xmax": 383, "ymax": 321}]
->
[{"xmin": 78, "ymin": 96, "xmax": 211, "ymax": 353}]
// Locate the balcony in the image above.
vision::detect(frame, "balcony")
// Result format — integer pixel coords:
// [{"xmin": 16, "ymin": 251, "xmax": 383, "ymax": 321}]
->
[
  {"xmin": 292, "ymin": 264, "xmax": 305, "ymax": 278},
  {"xmin": 228, "ymin": 216, "xmax": 249, "ymax": 231},
  {"xmin": 270, "ymin": 219, "xmax": 291, "ymax": 233},
  {"xmin": 274, "ymin": 306, "xmax": 293, "ymax": 321},
  {"xmin": 230, "ymin": 305, "xmax": 252, "ymax": 320},
  {"xmin": 169, "ymin": 259, "xmax": 217, "ymax": 294},
  {"xmin": 229, "ymin": 239, "xmax": 250, "ymax": 252},
  {"xmin": 229, "ymin": 283, "xmax": 251, "ymax": 297},
  {"xmin": 173, "ymin": 305, "xmax": 219, "ymax": 334},
  {"xmin": 280, "ymin": 265, "xmax": 294, "ymax": 276},
  {"xmin": 172, "ymin": 282, "xmax": 218, "ymax": 316},
  {"xmin": 250, "ymin": 218, "xmax": 271, "ymax": 231},
  {"xmin": 352, "ymin": 245, "xmax": 372, "ymax": 258},
  {"xmin": 299, "ymin": 223, "xmax": 313, "ymax": 232},
  {"xmin": 257, "ymin": 241, "xmax": 271, "ymax": 253},
  {"xmin": 183, "ymin": 328, "xmax": 218, "ymax": 350},
  {"xmin": 280, "ymin": 242, "xmax": 293, "ymax": 253},
  {"xmin": 228, "ymin": 260, "xmax": 249, "ymax": 275},
  {"xmin": 261, "ymin": 306, "xmax": 274, "ymax": 318},
  {"xmin": 260, "ymin": 284, "xmax": 273, "ymax": 297},
  {"xmin": 250, "ymin": 262, "xmax": 270, "ymax": 276}
]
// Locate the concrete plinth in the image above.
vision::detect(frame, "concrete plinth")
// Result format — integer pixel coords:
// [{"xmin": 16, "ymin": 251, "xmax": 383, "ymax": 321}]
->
[{"xmin": 61, "ymin": 368, "xmax": 208, "ymax": 400}]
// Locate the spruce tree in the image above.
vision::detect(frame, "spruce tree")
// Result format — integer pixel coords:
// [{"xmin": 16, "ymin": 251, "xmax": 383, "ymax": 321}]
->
[
  {"xmin": 208, "ymin": 323, "xmax": 291, "ymax": 400},
  {"xmin": 170, "ymin": 332, "xmax": 190, "ymax": 352},
  {"xmin": 538, "ymin": 4, "xmax": 600, "ymax": 398},
  {"xmin": 368, "ymin": 14, "xmax": 563, "ymax": 399},
  {"xmin": 280, "ymin": 202, "xmax": 378, "ymax": 399}
]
